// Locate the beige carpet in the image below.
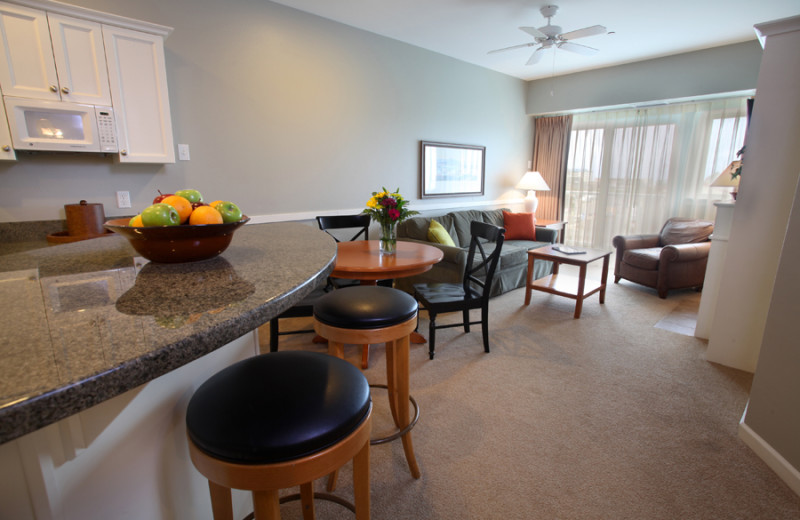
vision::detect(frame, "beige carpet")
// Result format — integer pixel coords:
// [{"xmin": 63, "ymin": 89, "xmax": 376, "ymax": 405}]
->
[{"xmin": 258, "ymin": 272, "xmax": 800, "ymax": 519}]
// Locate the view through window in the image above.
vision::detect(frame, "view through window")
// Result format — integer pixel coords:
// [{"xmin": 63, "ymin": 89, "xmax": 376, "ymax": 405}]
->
[{"xmin": 564, "ymin": 97, "xmax": 748, "ymax": 248}]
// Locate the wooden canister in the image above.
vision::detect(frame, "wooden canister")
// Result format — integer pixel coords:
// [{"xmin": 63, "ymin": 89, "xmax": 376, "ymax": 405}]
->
[{"xmin": 65, "ymin": 200, "xmax": 106, "ymax": 237}]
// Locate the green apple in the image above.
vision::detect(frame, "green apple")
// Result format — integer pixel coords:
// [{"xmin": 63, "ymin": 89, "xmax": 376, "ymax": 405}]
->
[
  {"xmin": 141, "ymin": 203, "xmax": 180, "ymax": 226},
  {"xmin": 174, "ymin": 189, "xmax": 203, "ymax": 204},
  {"xmin": 213, "ymin": 201, "xmax": 243, "ymax": 223}
]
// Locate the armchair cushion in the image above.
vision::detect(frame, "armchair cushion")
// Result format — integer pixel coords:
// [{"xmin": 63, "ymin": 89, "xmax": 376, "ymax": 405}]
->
[
  {"xmin": 623, "ymin": 248, "xmax": 662, "ymax": 270},
  {"xmin": 660, "ymin": 218, "xmax": 713, "ymax": 245}
]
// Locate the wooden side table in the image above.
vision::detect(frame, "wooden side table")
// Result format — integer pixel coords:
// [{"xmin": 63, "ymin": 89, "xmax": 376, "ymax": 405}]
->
[{"xmin": 524, "ymin": 245, "xmax": 611, "ymax": 319}]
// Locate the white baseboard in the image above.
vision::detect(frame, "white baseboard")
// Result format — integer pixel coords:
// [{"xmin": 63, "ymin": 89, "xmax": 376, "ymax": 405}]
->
[{"xmin": 739, "ymin": 411, "xmax": 800, "ymax": 497}]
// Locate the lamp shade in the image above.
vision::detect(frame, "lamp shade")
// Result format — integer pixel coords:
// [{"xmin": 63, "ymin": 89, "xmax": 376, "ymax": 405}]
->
[
  {"xmin": 710, "ymin": 161, "xmax": 741, "ymax": 188},
  {"xmin": 516, "ymin": 171, "xmax": 550, "ymax": 192}
]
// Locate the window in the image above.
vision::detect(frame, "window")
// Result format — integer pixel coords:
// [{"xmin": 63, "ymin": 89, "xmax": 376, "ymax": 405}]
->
[{"xmin": 564, "ymin": 98, "xmax": 748, "ymax": 248}]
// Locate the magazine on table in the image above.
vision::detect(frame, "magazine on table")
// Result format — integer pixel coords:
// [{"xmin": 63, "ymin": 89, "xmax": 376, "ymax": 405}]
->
[{"xmin": 552, "ymin": 245, "xmax": 586, "ymax": 255}]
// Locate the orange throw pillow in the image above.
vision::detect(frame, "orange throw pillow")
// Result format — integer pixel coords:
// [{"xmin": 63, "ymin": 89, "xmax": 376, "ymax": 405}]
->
[{"xmin": 502, "ymin": 211, "xmax": 536, "ymax": 240}]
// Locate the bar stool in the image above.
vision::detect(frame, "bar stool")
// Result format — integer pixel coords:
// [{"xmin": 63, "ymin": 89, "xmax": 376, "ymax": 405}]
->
[
  {"xmin": 186, "ymin": 351, "xmax": 372, "ymax": 520},
  {"xmin": 313, "ymin": 285, "xmax": 421, "ymax": 479}
]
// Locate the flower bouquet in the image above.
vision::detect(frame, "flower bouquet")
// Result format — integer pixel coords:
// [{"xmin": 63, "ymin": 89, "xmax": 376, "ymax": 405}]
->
[{"xmin": 363, "ymin": 187, "xmax": 419, "ymax": 254}]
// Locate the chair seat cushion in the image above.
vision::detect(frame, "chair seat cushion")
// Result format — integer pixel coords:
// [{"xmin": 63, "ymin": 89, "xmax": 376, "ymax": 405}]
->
[
  {"xmin": 414, "ymin": 282, "xmax": 467, "ymax": 304},
  {"xmin": 314, "ymin": 286, "xmax": 418, "ymax": 329},
  {"xmin": 623, "ymin": 248, "xmax": 662, "ymax": 270},
  {"xmin": 186, "ymin": 351, "xmax": 371, "ymax": 464}
]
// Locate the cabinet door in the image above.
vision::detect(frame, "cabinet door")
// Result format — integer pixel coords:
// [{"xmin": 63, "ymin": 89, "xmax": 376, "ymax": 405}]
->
[
  {"xmin": 0, "ymin": 2, "xmax": 60, "ymax": 101},
  {"xmin": 103, "ymin": 25, "xmax": 174, "ymax": 163},
  {"xmin": 0, "ymin": 92, "xmax": 16, "ymax": 161},
  {"xmin": 48, "ymin": 13, "xmax": 111, "ymax": 106}
]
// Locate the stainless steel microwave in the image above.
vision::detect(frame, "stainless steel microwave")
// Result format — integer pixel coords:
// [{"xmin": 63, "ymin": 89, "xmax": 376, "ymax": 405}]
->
[{"xmin": 3, "ymin": 96, "xmax": 118, "ymax": 153}]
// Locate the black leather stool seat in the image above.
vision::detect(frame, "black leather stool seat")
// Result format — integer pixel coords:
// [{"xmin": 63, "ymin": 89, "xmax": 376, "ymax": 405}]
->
[
  {"xmin": 314, "ymin": 286, "xmax": 418, "ymax": 330},
  {"xmin": 186, "ymin": 351, "xmax": 371, "ymax": 464}
]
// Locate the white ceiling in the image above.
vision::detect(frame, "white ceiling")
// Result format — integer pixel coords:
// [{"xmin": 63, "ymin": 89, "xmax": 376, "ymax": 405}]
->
[{"xmin": 269, "ymin": 0, "xmax": 800, "ymax": 81}]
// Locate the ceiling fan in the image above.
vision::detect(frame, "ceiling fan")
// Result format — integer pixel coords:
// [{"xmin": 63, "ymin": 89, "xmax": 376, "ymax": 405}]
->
[{"xmin": 489, "ymin": 5, "xmax": 607, "ymax": 65}]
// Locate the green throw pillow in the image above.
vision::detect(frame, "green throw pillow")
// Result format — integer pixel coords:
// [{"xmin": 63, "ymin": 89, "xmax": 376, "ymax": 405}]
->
[{"xmin": 427, "ymin": 219, "xmax": 456, "ymax": 247}]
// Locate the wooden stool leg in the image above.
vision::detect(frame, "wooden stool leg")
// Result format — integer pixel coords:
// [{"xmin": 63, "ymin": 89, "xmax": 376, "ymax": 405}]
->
[
  {"xmin": 393, "ymin": 334, "xmax": 421, "ymax": 479},
  {"xmin": 208, "ymin": 480, "xmax": 234, "ymax": 520},
  {"xmin": 361, "ymin": 345, "xmax": 370, "ymax": 369},
  {"xmin": 328, "ymin": 340, "xmax": 345, "ymax": 360},
  {"xmin": 384, "ymin": 341, "xmax": 401, "ymax": 426},
  {"xmin": 253, "ymin": 489, "xmax": 281, "ymax": 520},
  {"xmin": 300, "ymin": 482, "xmax": 316, "ymax": 520},
  {"xmin": 326, "ymin": 469, "xmax": 339, "ymax": 492},
  {"xmin": 353, "ymin": 436, "xmax": 371, "ymax": 520}
]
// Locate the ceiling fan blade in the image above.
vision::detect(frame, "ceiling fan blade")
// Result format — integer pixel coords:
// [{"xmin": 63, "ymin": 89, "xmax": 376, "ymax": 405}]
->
[
  {"xmin": 559, "ymin": 25, "xmax": 607, "ymax": 41},
  {"xmin": 526, "ymin": 47, "xmax": 546, "ymax": 65},
  {"xmin": 557, "ymin": 41, "xmax": 599, "ymax": 56},
  {"xmin": 519, "ymin": 26, "xmax": 547, "ymax": 40},
  {"xmin": 488, "ymin": 42, "xmax": 536, "ymax": 54}
]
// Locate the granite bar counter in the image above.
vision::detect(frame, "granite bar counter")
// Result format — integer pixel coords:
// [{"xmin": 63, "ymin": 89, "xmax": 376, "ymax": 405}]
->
[{"xmin": 0, "ymin": 221, "xmax": 336, "ymax": 444}]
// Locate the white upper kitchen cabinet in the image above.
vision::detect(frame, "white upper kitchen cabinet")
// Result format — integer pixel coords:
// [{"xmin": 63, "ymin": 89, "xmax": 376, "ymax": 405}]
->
[
  {"xmin": 48, "ymin": 12, "xmax": 112, "ymax": 106},
  {"xmin": 0, "ymin": 93, "xmax": 16, "ymax": 160},
  {"xmin": 0, "ymin": 2, "xmax": 60, "ymax": 101},
  {"xmin": 0, "ymin": 2, "xmax": 111, "ymax": 105},
  {"xmin": 103, "ymin": 25, "xmax": 175, "ymax": 163}
]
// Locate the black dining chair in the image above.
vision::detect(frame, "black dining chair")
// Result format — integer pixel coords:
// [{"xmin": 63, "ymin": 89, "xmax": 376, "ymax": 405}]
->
[
  {"xmin": 413, "ymin": 221, "xmax": 505, "ymax": 360},
  {"xmin": 269, "ymin": 214, "xmax": 387, "ymax": 356}
]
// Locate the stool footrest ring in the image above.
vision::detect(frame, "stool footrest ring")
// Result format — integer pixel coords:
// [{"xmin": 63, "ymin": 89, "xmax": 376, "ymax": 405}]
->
[
  {"xmin": 242, "ymin": 492, "xmax": 356, "ymax": 519},
  {"xmin": 368, "ymin": 384, "xmax": 420, "ymax": 446}
]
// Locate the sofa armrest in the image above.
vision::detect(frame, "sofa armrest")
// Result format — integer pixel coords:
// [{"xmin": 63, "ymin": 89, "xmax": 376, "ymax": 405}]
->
[
  {"xmin": 398, "ymin": 238, "xmax": 466, "ymax": 266},
  {"xmin": 535, "ymin": 227, "xmax": 558, "ymax": 244},
  {"xmin": 660, "ymin": 242, "xmax": 711, "ymax": 262},
  {"xmin": 612, "ymin": 234, "xmax": 660, "ymax": 252}
]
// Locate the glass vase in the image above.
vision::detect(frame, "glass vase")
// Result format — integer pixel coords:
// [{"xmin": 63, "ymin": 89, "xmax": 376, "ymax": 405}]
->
[{"xmin": 379, "ymin": 221, "xmax": 397, "ymax": 255}]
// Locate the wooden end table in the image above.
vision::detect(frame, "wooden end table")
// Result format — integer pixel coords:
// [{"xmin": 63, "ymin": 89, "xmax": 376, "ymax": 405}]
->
[{"xmin": 524, "ymin": 245, "xmax": 612, "ymax": 319}]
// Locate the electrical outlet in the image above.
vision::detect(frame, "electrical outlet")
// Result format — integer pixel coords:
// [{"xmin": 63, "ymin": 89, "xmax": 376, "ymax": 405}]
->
[
  {"xmin": 178, "ymin": 144, "xmax": 190, "ymax": 161},
  {"xmin": 116, "ymin": 190, "xmax": 131, "ymax": 209}
]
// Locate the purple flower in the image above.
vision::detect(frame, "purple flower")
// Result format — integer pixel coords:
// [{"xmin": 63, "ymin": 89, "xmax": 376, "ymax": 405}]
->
[{"xmin": 382, "ymin": 197, "xmax": 397, "ymax": 208}]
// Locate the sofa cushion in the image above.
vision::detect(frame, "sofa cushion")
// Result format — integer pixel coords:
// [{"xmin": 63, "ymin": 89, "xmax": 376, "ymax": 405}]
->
[
  {"xmin": 481, "ymin": 208, "xmax": 507, "ymax": 228},
  {"xmin": 400, "ymin": 214, "xmax": 457, "ymax": 244},
  {"xmin": 660, "ymin": 219, "xmax": 713, "ymax": 245},
  {"xmin": 427, "ymin": 219, "xmax": 456, "ymax": 247},
  {"xmin": 449, "ymin": 210, "xmax": 488, "ymax": 246},
  {"xmin": 502, "ymin": 211, "xmax": 536, "ymax": 241},
  {"xmin": 623, "ymin": 248, "xmax": 662, "ymax": 270}
]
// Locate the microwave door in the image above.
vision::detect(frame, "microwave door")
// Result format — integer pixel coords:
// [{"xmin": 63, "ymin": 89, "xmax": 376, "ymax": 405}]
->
[{"xmin": 5, "ymin": 98, "xmax": 101, "ymax": 152}]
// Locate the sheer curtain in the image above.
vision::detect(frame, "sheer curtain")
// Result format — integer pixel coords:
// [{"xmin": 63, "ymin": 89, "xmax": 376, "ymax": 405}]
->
[
  {"xmin": 564, "ymin": 97, "xmax": 748, "ymax": 248},
  {"xmin": 532, "ymin": 115, "xmax": 572, "ymax": 221}
]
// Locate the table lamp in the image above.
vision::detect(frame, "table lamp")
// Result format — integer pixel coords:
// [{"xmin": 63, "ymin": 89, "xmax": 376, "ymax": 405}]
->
[
  {"xmin": 516, "ymin": 171, "xmax": 550, "ymax": 214},
  {"xmin": 710, "ymin": 160, "xmax": 741, "ymax": 201}
]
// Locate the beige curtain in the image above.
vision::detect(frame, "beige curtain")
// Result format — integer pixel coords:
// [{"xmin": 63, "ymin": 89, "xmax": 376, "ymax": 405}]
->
[{"xmin": 532, "ymin": 115, "xmax": 573, "ymax": 221}]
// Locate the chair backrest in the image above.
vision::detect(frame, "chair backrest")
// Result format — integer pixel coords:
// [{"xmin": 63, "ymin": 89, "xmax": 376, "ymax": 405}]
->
[
  {"xmin": 659, "ymin": 217, "xmax": 714, "ymax": 246},
  {"xmin": 462, "ymin": 221, "xmax": 505, "ymax": 301},
  {"xmin": 316, "ymin": 214, "xmax": 371, "ymax": 242}
]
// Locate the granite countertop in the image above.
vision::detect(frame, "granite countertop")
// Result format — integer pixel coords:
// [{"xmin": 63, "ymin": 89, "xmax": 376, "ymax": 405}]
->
[{"xmin": 0, "ymin": 222, "xmax": 336, "ymax": 445}]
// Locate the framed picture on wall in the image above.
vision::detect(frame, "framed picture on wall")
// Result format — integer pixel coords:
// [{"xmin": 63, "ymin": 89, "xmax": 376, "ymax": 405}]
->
[{"xmin": 420, "ymin": 141, "xmax": 485, "ymax": 198}]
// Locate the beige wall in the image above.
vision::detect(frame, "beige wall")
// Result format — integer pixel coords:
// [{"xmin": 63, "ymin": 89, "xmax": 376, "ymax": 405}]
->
[
  {"xmin": 0, "ymin": 0, "xmax": 533, "ymax": 222},
  {"xmin": 525, "ymin": 40, "xmax": 762, "ymax": 116}
]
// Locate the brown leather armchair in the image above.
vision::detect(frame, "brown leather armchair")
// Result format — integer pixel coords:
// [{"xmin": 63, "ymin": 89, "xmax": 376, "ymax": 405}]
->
[{"xmin": 612, "ymin": 218, "xmax": 713, "ymax": 298}]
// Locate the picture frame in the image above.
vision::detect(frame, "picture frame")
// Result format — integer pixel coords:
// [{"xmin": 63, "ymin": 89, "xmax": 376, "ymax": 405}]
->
[{"xmin": 420, "ymin": 141, "xmax": 485, "ymax": 198}]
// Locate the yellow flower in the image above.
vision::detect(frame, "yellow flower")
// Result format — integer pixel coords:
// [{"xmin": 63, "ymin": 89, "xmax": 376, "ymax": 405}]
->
[{"xmin": 367, "ymin": 197, "xmax": 379, "ymax": 208}]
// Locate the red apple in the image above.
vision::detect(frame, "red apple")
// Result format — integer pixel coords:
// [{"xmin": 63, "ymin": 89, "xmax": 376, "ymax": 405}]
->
[
  {"xmin": 153, "ymin": 190, "xmax": 172, "ymax": 204},
  {"xmin": 191, "ymin": 201, "xmax": 207, "ymax": 210}
]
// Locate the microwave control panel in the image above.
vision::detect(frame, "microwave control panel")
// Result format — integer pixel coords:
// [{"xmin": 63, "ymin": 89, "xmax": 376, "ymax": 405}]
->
[{"xmin": 95, "ymin": 107, "xmax": 119, "ymax": 153}]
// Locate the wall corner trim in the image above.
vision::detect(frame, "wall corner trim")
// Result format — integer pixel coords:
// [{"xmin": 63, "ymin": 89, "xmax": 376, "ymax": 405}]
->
[{"xmin": 739, "ymin": 408, "xmax": 800, "ymax": 497}]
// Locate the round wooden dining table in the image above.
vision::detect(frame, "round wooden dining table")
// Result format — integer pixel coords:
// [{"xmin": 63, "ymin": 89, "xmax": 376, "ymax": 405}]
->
[
  {"xmin": 332, "ymin": 240, "xmax": 444, "ymax": 284},
  {"xmin": 328, "ymin": 240, "xmax": 444, "ymax": 367}
]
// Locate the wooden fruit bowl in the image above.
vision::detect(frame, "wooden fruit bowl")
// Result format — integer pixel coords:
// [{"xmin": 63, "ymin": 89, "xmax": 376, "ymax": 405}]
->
[{"xmin": 104, "ymin": 217, "xmax": 249, "ymax": 263}]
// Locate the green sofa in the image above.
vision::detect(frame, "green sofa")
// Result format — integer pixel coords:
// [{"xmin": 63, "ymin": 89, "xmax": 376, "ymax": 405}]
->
[{"xmin": 395, "ymin": 208, "xmax": 556, "ymax": 297}]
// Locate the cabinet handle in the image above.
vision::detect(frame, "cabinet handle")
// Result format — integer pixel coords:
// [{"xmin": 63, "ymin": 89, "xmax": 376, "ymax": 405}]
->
[
  {"xmin": 50, "ymin": 85, "xmax": 58, "ymax": 92},
  {"xmin": 2, "ymin": 145, "xmax": 10, "ymax": 152},
  {"xmin": 61, "ymin": 87, "xmax": 70, "ymax": 94},
  {"xmin": 121, "ymin": 149, "xmax": 128, "ymax": 156}
]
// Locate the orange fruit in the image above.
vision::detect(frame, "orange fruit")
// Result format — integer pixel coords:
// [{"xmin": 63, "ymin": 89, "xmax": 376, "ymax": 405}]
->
[
  {"xmin": 129, "ymin": 214, "xmax": 143, "ymax": 227},
  {"xmin": 208, "ymin": 200, "xmax": 223, "ymax": 208},
  {"xmin": 189, "ymin": 205, "xmax": 223, "ymax": 225},
  {"xmin": 161, "ymin": 195, "xmax": 193, "ymax": 224}
]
